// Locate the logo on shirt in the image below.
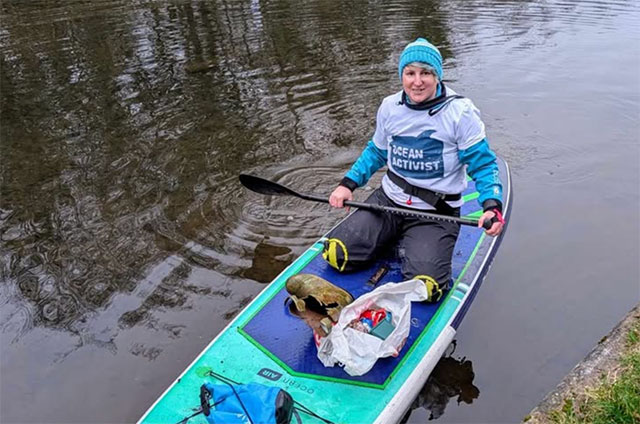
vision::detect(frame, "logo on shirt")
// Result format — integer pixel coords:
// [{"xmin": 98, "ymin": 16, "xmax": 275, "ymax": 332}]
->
[{"xmin": 390, "ymin": 130, "xmax": 444, "ymax": 179}]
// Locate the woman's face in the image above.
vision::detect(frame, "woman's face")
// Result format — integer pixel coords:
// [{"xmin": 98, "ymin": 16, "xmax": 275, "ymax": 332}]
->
[{"xmin": 402, "ymin": 65, "xmax": 438, "ymax": 103}]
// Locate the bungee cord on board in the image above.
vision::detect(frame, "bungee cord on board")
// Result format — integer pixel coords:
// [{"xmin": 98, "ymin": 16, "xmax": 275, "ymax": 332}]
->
[{"xmin": 174, "ymin": 368, "xmax": 335, "ymax": 424}]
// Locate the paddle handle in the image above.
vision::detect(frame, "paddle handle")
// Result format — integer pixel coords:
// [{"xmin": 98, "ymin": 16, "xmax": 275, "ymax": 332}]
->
[{"xmin": 298, "ymin": 193, "xmax": 489, "ymax": 229}]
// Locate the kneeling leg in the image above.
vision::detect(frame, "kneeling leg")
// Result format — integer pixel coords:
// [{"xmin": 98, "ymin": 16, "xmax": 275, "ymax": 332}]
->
[
  {"xmin": 322, "ymin": 190, "xmax": 398, "ymax": 272},
  {"xmin": 399, "ymin": 220, "xmax": 460, "ymax": 302}
]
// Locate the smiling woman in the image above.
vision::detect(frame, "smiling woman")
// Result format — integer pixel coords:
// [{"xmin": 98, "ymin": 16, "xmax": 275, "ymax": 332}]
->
[
  {"xmin": 398, "ymin": 38, "xmax": 442, "ymax": 104},
  {"xmin": 401, "ymin": 64, "xmax": 439, "ymax": 104},
  {"xmin": 325, "ymin": 37, "xmax": 506, "ymax": 299}
]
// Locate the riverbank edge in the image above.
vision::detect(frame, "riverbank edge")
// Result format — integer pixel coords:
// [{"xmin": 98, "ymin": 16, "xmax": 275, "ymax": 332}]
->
[{"xmin": 523, "ymin": 303, "xmax": 640, "ymax": 423}]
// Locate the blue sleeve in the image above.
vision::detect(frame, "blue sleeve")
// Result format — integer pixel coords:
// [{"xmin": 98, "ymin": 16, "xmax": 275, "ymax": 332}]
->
[
  {"xmin": 458, "ymin": 138, "xmax": 503, "ymax": 207},
  {"xmin": 344, "ymin": 140, "xmax": 388, "ymax": 187}
]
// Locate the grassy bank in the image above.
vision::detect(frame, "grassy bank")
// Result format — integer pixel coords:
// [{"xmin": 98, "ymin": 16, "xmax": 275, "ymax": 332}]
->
[
  {"xmin": 523, "ymin": 304, "xmax": 640, "ymax": 424},
  {"xmin": 549, "ymin": 319, "xmax": 640, "ymax": 424},
  {"xmin": 525, "ymin": 312, "xmax": 640, "ymax": 424}
]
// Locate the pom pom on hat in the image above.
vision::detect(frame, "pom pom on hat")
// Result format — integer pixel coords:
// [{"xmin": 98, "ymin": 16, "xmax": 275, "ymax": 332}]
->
[{"xmin": 398, "ymin": 38, "xmax": 443, "ymax": 80}]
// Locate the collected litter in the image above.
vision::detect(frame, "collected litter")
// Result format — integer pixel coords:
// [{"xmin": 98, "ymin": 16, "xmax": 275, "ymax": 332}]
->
[
  {"xmin": 316, "ymin": 279, "xmax": 429, "ymax": 376},
  {"xmin": 347, "ymin": 307, "xmax": 395, "ymax": 340}
]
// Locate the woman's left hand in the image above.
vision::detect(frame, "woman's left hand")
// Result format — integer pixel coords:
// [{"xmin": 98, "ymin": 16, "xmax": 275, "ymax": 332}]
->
[{"xmin": 478, "ymin": 210, "xmax": 504, "ymax": 237}]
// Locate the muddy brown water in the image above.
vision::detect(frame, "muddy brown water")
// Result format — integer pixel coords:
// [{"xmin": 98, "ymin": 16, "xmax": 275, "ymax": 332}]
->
[{"xmin": 1, "ymin": 0, "xmax": 639, "ymax": 423}]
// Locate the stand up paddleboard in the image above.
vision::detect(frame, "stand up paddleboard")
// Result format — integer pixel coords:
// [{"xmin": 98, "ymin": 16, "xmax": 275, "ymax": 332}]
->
[{"xmin": 138, "ymin": 157, "xmax": 512, "ymax": 424}]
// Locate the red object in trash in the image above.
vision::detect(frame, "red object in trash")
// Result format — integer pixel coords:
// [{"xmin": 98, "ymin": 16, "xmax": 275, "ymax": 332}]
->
[{"xmin": 359, "ymin": 308, "xmax": 387, "ymax": 327}]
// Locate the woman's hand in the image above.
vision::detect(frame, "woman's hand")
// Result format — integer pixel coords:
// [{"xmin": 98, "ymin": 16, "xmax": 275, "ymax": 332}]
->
[
  {"xmin": 478, "ymin": 210, "xmax": 504, "ymax": 237},
  {"xmin": 329, "ymin": 185, "xmax": 353, "ymax": 208}
]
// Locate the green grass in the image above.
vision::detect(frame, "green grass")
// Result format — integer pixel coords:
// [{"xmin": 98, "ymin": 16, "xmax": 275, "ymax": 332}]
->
[{"xmin": 548, "ymin": 322, "xmax": 640, "ymax": 424}]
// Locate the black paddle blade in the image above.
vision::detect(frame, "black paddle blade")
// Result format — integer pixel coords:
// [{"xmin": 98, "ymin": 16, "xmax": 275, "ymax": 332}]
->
[{"xmin": 238, "ymin": 174, "xmax": 298, "ymax": 197}]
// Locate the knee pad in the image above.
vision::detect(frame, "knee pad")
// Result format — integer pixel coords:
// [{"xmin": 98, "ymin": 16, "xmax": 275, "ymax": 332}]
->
[
  {"xmin": 322, "ymin": 238, "xmax": 348, "ymax": 272},
  {"xmin": 414, "ymin": 275, "xmax": 448, "ymax": 303}
]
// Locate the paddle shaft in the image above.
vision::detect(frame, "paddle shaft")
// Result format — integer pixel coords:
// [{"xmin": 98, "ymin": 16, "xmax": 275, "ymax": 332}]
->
[
  {"xmin": 295, "ymin": 191, "xmax": 486, "ymax": 228},
  {"xmin": 238, "ymin": 174, "xmax": 490, "ymax": 229}
]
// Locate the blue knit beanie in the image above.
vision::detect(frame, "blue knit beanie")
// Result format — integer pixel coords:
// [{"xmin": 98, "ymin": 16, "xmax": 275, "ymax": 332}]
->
[{"xmin": 398, "ymin": 38, "xmax": 443, "ymax": 80}]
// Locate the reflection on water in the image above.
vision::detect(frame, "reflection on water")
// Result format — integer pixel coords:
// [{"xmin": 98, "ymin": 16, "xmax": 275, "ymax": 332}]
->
[
  {"xmin": 401, "ymin": 342, "xmax": 480, "ymax": 422},
  {"xmin": 1, "ymin": 0, "xmax": 639, "ymax": 422},
  {"xmin": 241, "ymin": 240, "xmax": 292, "ymax": 283}
]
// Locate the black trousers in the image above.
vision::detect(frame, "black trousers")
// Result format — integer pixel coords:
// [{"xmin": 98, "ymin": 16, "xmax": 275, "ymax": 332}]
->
[{"xmin": 323, "ymin": 188, "xmax": 460, "ymax": 287}]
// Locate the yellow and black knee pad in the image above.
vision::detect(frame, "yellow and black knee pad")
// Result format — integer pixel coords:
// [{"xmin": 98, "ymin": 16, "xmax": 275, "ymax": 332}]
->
[
  {"xmin": 415, "ymin": 275, "xmax": 445, "ymax": 303},
  {"xmin": 322, "ymin": 238, "xmax": 348, "ymax": 272}
]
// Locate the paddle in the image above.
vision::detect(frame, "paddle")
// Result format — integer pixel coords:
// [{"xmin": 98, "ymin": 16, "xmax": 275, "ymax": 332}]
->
[{"xmin": 239, "ymin": 174, "xmax": 491, "ymax": 230}]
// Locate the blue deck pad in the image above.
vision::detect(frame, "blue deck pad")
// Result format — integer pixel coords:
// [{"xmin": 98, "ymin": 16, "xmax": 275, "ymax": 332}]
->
[{"xmin": 241, "ymin": 224, "xmax": 483, "ymax": 386}]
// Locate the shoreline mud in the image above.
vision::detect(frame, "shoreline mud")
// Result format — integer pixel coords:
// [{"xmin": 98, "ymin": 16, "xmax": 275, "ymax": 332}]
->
[{"xmin": 523, "ymin": 303, "xmax": 640, "ymax": 423}]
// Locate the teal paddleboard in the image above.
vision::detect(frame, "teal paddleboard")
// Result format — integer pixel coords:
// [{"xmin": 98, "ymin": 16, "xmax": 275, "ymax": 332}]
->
[{"xmin": 138, "ymin": 157, "xmax": 512, "ymax": 424}]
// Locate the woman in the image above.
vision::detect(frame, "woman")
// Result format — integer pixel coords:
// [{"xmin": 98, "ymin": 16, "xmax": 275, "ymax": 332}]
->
[{"xmin": 323, "ymin": 38, "xmax": 505, "ymax": 303}]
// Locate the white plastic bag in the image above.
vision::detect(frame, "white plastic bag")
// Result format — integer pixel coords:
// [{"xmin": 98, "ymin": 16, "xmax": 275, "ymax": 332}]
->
[{"xmin": 316, "ymin": 279, "xmax": 429, "ymax": 376}]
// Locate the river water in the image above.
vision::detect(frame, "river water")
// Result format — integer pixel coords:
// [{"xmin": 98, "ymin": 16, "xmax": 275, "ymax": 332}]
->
[{"xmin": 1, "ymin": 0, "xmax": 638, "ymax": 423}]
